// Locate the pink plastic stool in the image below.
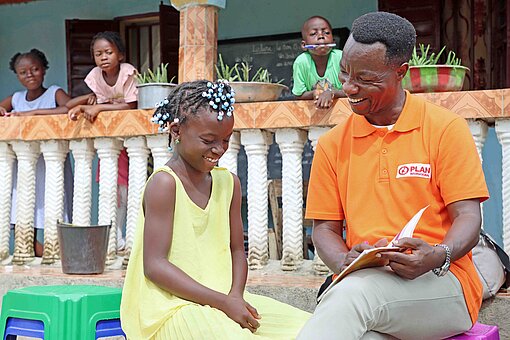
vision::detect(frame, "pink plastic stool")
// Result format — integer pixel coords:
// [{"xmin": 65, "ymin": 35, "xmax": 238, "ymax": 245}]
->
[{"xmin": 446, "ymin": 322, "xmax": 500, "ymax": 340}]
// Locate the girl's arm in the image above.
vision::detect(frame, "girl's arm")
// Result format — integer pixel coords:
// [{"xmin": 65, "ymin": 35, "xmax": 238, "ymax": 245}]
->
[
  {"xmin": 229, "ymin": 174, "xmax": 249, "ymax": 296},
  {"xmin": 66, "ymin": 93, "xmax": 93, "ymax": 109},
  {"xmin": 0, "ymin": 95, "xmax": 13, "ymax": 116},
  {"xmin": 143, "ymin": 171, "xmax": 259, "ymax": 332}
]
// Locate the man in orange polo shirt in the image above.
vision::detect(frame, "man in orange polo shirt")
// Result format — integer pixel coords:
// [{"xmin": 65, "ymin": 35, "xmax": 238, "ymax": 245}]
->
[{"xmin": 297, "ymin": 12, "xmax": 489, "ymax": 340}]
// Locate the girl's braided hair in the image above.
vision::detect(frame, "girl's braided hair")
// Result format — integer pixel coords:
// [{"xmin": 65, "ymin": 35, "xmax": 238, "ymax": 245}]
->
[
  {"xmin": 9, "ymin": 48, "xmax": 49, "ymax": 73},
  {"xmin": 152, "ymin": 79, "xmax": 235, "ymax": 135}
]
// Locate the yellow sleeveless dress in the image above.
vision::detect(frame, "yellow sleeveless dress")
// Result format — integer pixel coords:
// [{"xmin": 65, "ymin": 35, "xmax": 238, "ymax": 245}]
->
[{"xmin": 121, "ymin": 166, "xmax": 310, "ymax": 339}]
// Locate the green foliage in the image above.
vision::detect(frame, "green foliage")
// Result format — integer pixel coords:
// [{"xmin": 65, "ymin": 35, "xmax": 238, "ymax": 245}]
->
[
  {"xmin": 135, "ymin": 63, "xmax": 176, "ymax": 84},
  {"xmin": 409, "ymin": 44, "xmax": 462, "ymax": 67},
  {"xmin": 216, "ymin": 54, "xmax": 283, "ymax": 83}
]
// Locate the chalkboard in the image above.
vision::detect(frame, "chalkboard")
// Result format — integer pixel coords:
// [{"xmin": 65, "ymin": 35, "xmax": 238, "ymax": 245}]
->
[{"xmin": 218, "ymin": 28, "xmax": 350, "ymax": 99}]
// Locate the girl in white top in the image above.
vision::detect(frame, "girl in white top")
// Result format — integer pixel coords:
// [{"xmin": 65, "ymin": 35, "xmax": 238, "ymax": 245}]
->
[{"xmin": 0, "ymin": 49, "xmax": 73, "ymax": 257}]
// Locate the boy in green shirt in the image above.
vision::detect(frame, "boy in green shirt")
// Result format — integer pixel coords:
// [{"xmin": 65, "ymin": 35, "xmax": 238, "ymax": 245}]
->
[{"xmin": 292, "ymin": 16, "xmax": 345, "ymax": 108}]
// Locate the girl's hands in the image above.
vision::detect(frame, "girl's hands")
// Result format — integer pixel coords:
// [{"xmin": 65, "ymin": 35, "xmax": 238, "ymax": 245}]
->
[
  {"xmin": 221, "ymin": 293, "xmax": 261, "ymax": 333},
  {"xmin": 68, "ymin": 105, "xmax": 101, "ymax": 122},
  {"xmin": 0, "ymin": 106, "xmax": 7, "ymax": 116},
  {"xmin": 86, "ymin": 94, "xmax": 97, "ymax": 105}
]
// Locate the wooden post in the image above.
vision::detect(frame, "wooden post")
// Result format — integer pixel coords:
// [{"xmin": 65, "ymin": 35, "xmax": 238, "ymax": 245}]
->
[{"xmin": 171, "ymin": 0, "xmax": 225, "ymax": 82}]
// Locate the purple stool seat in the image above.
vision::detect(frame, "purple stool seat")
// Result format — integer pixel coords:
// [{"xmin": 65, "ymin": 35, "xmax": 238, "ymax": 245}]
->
[{"xmin": 446, "ymin": 322, "xmax": 500, "ymax": 340}]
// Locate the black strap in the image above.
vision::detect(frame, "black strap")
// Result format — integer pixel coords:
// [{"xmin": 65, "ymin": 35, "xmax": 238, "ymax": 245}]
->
[{"xmin": 480, "ymin": 229, "xmax": 510, "ymax": 272}]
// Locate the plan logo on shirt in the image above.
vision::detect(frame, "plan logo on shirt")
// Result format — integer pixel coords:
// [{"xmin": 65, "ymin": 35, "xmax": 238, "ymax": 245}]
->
[{"xmin": 396, "ymin": 163, "xmax": 431, "ymax": 179}]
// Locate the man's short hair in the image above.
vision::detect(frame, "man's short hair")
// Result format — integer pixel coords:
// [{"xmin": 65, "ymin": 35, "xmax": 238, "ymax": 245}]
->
[{"xmin": 351, "ymin": 12, "xmax": 416, "ymax": 66}]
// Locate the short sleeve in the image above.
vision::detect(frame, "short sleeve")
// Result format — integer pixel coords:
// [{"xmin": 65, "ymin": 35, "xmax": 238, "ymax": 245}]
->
[
  {"xmin": 84, "ymin": 68, "xmax": 100, "ymax": 95},
  {"xmin": 436, "ymin": 117, "xmax": 489, "ymax": 205},
  {"xmin": 305, "ymin": 139, "xmax": 344, "ymax": 220},
  {"xmin": 120, "ymin": 63, "xmax": 138, "ymax": 103},
  {"xmin": 292, "ymin": 54, "xmax": 309, "ymax": 96}
]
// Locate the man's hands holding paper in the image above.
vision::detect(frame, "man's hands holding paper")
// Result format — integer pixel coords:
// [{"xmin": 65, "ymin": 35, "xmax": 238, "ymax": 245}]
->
[
  {"xmin": 380, "ymin": 237, "xmax": 446, "ymax": 280},
  {"xmin": 340, "ymin": 238, "xmax": 390, "ymax": 272}
]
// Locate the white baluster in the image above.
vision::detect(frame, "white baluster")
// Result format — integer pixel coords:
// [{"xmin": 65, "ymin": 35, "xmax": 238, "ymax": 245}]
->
[
  {"xmin": 0, "ymin": 143, "xmax": 15, "ymax": 260},
  {"xmin": 275, "ymin": 128, "xmax": 307, "ymax": 270},
  {"xmin": 147, "ymin": 134, "xmax": 172, "ymax": 170},
  {"xmin": 123, "ymin": 137, "xmax": 149, "ymax": 267},
  {"xmin": 496, "ymin": 119, "xmax": 510, "ymax": 252},
  {"xmin": 11, "ymin": 141, "xmax": 39, "ymax": 264},
  {"xmin": 95, "ymin": 138, "xmax": 123, "ymax": 265},
  {"xmin": 467, "ymin": 119, "xmax": 488, "ymax": 228},
  {"xmin": 218, "ymin": 131, "xmax": 240, "ymax": 174},
  {"xmin": 70, "ymin": 139, "xmax": 95, "ymax": 226},
  {"xmin": 241, "ymin": 129, "xmax": 271, "ymax": 269},
  {"xmin": 40, "ymin": 141, "xmax": 69, "ymax": 264},
  {"xmin": 308, "ymin": 127, "xmax": 331, "ymax": 275}
]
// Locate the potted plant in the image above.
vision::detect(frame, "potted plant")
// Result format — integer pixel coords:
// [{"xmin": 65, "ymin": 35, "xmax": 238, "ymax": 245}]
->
[
  {"xmin": 135, "ymin": 63, "xmax": 176, "ymax": 109},
  {"xmin": 216, "ymin": 54, "xmax": 288, "ymax": 102},
  {"xmin": 402, "ymin": 44, "xmax": 469, "ymax": 93}
]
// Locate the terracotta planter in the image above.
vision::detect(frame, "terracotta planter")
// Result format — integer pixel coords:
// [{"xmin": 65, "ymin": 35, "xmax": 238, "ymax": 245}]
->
[
  {"xmin": 402, "ymin": 65, "xmax": 469, "ymax": 93},
  {"xmin": 229, "ymin": 82, "xmax": 288, "ymax": 103},
  {"xmin": 137, "ymin": 83, "xmax": 177, "ymax": 109}
]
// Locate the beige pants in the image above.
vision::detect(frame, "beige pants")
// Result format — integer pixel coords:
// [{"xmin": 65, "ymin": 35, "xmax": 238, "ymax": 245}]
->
[{"xmin": 297, "ymin": 267, "xmax": 472, "ymax": 340}]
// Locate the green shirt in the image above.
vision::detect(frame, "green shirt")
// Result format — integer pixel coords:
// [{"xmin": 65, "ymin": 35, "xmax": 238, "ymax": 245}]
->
[{"xmin": 291, "ymin": 49, "xmax": 343, "ymax": 96}]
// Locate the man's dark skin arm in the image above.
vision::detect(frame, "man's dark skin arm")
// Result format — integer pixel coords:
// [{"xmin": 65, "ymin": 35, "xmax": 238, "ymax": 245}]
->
[
  {"xmin": 312, "ymin": 219, "xmax": 388, "ymax": 274},
  {"xmin": 381, "ymin": 199, "xmax": 482, "ymax": 279}
]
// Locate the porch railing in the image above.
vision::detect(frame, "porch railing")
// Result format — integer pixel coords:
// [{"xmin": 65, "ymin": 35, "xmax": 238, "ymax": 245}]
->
[{"xmin": 0, "ymin": 88, "xmax": 508, "ymax": 275}]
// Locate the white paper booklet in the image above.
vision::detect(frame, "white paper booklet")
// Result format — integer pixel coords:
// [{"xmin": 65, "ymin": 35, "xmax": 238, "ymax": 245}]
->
[{"xmin": 317, "ymin": 205, "xmax": 429, "ymax": 302}]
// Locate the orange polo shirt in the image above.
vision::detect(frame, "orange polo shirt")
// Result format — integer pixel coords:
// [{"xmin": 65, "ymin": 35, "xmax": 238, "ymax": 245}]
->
[{"xmin": 306, "ymin": 92, "xmax": 489, "ymax": 324}]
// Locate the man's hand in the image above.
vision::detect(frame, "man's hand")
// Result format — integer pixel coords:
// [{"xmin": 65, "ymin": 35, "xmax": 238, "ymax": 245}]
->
[
  {"xmin": 340, "ymin": 238, "xmax": 389, "ymax": 272},
  {"xmin": 380, "ymin": 237, "xmax": 446, "ymax": 279},
  {"xmin": 220, "ymin": 293, "xmax": 261, "ymax": 333}
]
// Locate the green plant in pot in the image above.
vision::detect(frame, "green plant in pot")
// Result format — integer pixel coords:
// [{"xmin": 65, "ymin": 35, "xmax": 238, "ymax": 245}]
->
[
  {"xmin": 216, "ymin": 54, "xmax": 288, "ymax": 103},
  {"xmin": 402, "ymin": 44, "xmax": 469, "ymax": 93},
  {"xmin": 135, "ymin": 63, "xmax": 177, "ymax": 109}
]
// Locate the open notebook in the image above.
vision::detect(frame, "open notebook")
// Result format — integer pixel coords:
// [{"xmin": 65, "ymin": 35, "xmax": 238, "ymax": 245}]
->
[{"xmin": 317, "ymin": 206, "xmax": 429, "ymax": 302}]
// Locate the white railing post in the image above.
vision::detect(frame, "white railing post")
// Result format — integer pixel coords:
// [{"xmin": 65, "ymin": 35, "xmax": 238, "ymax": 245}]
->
[
  {"xmin": 241, "ymin": 129, "xmax": 271, "ymax": 269},
  {"xmin": 95, "ymin": 138, "xmax": 123, "ymax": 265},
  {"xmin": 308, "ymin": 127, "xmax": 331, "ymax": 274},
  {"xmin": 467, "ymin": 119, "xmax": 488, "ymax": 227},
  {"xmin": 496, "ymin": 119, "xmax": 510, "ymax": 252},
  {"xmin": 0, "ymin": 143, "xmax": 15, "ymax": 260},
  {"xmin": 218, "ymin": 131, "xmax": 241, "ymax": 175},
  {"xmin": 40, "ymin": 140, "xmax": 69, "ymax": 264},
  {"xmin": 11, "ymin": 141, "xmax": 39, "ymax": 264},
  {"xmin": 276, "ymin": 128, "xmax": 307, "ymax": 271},
  {"xmin": 123, "ymin": 137, "xmax": 149, "ymax": 267},
  {"xmin": 146, "ymin": 134, "xmax": 172, "ymax": 170},
  {"xmin": 69, "ymin": 139, "xmax": 95, "ymax": 226}
]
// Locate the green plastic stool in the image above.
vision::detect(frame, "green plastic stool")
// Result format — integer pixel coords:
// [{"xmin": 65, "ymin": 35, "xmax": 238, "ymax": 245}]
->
[{"xmin": 0, "ymin": 285, "xmax": 123, "ymax": 340}]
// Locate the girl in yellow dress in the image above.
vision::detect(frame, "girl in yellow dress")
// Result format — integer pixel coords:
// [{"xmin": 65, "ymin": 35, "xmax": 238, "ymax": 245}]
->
[{"xmin": 120, "ymin": 79, "xmax": 310, "ymax": 339}]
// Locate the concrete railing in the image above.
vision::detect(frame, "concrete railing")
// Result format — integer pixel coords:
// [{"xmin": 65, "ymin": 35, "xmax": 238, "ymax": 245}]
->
[{"xmin": 0, "ymin": 88, "xmax": 509, "ymax": 275}]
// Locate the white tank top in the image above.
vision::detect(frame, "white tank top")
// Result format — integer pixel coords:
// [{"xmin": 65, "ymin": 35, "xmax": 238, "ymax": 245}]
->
[{"xmin": 11, "ymin": 85, "xmax": 60, "ymax": 112}]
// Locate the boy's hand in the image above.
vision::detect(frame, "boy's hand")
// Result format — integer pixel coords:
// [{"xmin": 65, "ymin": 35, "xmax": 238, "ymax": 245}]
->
[
  {"xmin": 221, "ymin": 293, "xmax": 261, "ymax": 333},
  {"xmin": 314, "ymin": 90, "xmax": 334, "ymax": 109}
]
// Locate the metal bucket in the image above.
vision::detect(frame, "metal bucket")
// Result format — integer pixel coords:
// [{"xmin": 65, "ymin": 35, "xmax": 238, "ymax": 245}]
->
[{"xmin": 57, "ymin": 222, "xmax": 111, "ymax": 274}]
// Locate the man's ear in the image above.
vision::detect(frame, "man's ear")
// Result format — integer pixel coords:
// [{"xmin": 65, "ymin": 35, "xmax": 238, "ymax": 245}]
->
[{"xmin": 396, "ymin": 62, "xmax": 409, "ymax": 81}]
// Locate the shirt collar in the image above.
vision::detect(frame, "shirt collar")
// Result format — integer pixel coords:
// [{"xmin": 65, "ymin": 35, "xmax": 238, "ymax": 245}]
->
[{"xmin": 352, "ymin": 91, "xmax": 423, "ymax": 137}]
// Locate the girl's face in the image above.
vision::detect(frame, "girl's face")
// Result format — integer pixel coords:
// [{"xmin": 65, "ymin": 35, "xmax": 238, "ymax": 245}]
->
[
  {"xmin": 15, "ymin": 56, "xmax": 45, "ymax": 91},
  {"xmin": 92, "ymin": 38, "xmax": 124, "ymax": 73},
  {"xmin": 173, "ymin": 107, "xmax": 234, "ymax": 173}
]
